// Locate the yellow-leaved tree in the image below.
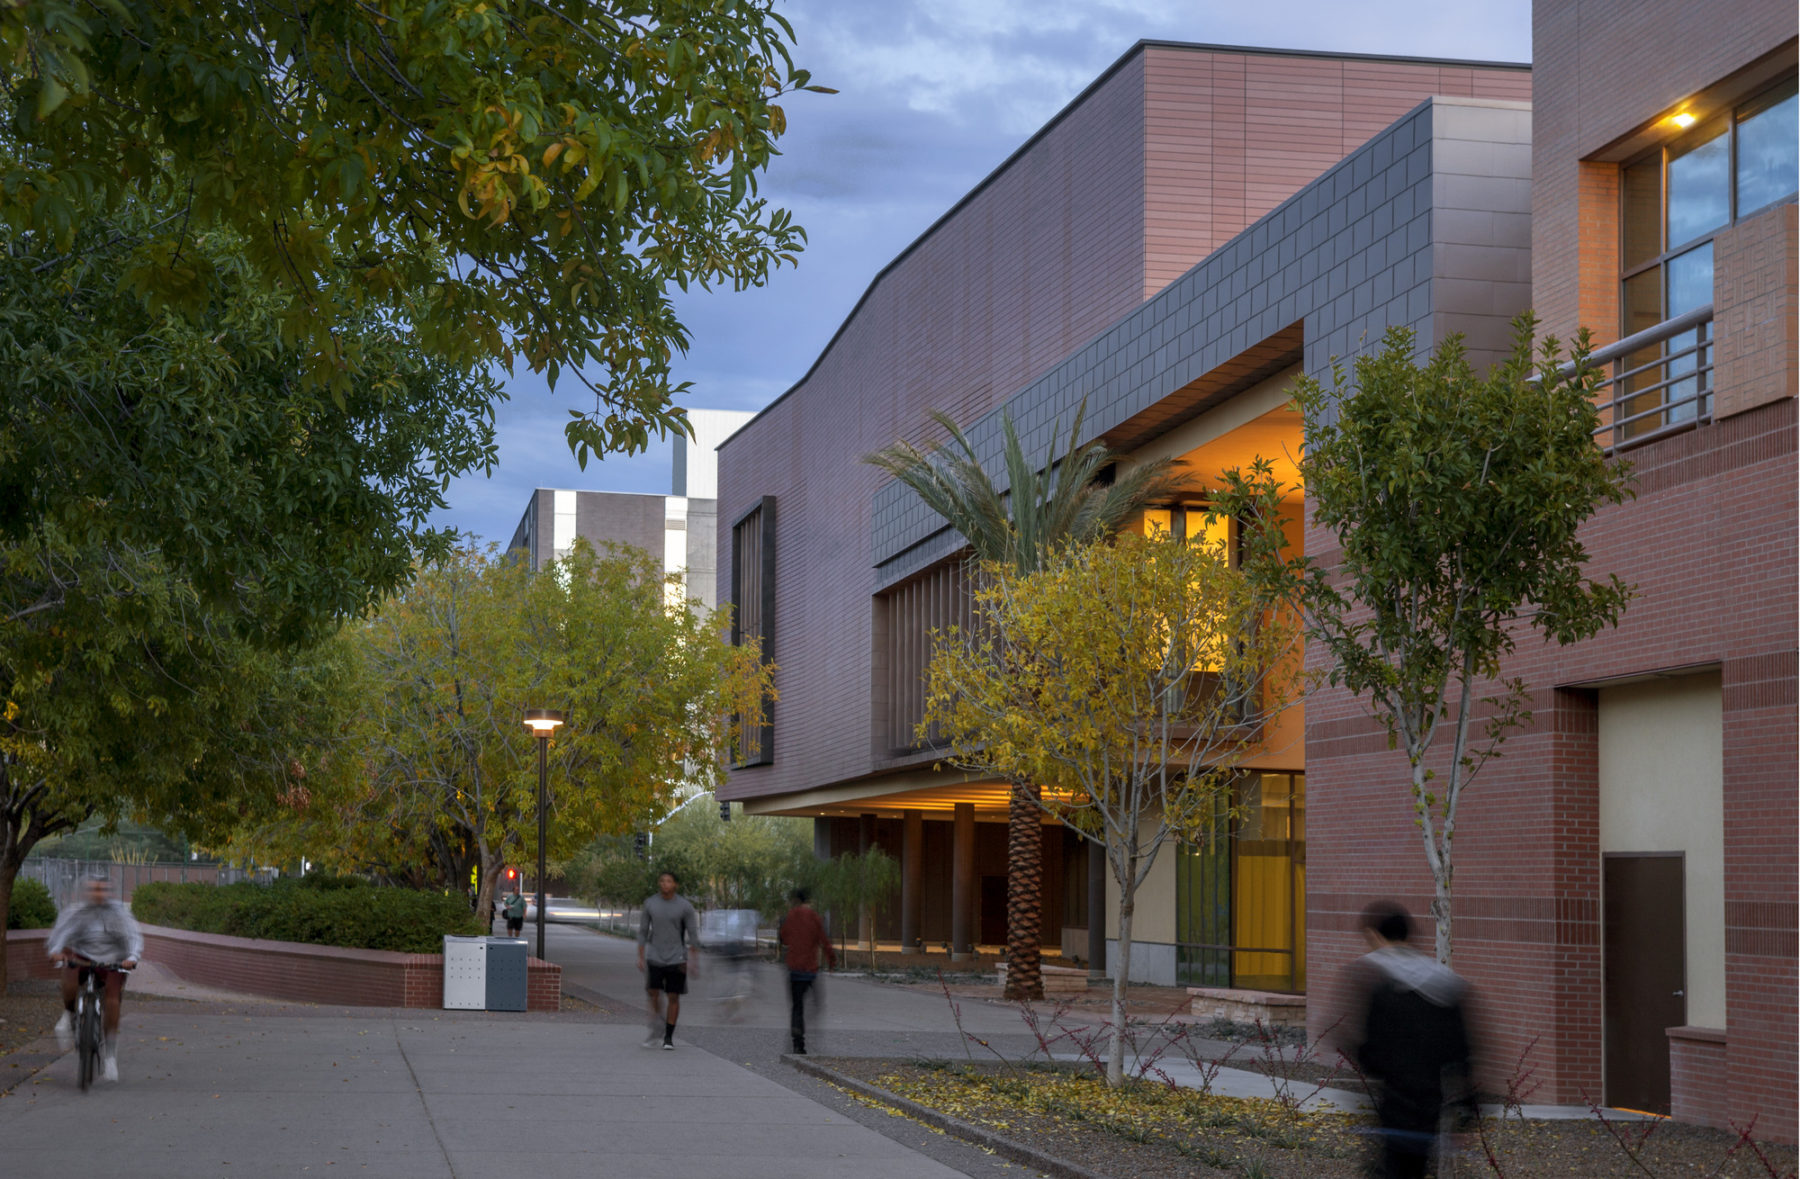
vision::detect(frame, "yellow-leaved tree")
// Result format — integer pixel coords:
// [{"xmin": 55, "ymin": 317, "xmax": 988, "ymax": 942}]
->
[
  {"xmin": 230, "ymin": 539, "xmax": 772, "ymax": 926},
  {"xmin": 923, "ymin": 530, "xmax": 1298, "ymax": 1086}
]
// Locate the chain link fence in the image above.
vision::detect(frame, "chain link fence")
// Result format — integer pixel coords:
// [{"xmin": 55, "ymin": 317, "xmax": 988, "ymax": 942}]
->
[{"xmin": 19, "ymin": 858, "xmax": 239, "ymax": 911}]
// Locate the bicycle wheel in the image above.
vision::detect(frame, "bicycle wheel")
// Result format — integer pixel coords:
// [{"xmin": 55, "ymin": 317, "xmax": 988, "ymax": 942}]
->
[{"xmin": 76, "ymin": 994, "xmax": 95, "ymax": 1092}]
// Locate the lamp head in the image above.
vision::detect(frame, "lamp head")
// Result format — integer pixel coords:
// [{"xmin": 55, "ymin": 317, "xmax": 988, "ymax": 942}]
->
[{"xmin": 522, "ymin": 708, "xmax": 566, "ymax": 735}]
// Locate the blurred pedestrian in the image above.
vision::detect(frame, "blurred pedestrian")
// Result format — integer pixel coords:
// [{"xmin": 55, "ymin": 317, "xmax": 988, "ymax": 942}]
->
[
  {"xmin": 502, "ymin": 887, "xmax": 526, "ymax": 938},
  {"xmin": 777, "ymin": 888, "xmax": 835, "ymax": 1055},
  {"xmin": 637, "ymin": 871, "xmax": 699, "ymax": 1050},
  {"xmin": 1347, "ymin": 902, "xmax": 1478, "ymax": 1179}
]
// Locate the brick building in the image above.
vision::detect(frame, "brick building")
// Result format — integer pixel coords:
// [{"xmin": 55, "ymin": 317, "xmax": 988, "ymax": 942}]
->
[{"xmin": 717, "ymin": 18, "xmax": 1795, "ymax": 1135}]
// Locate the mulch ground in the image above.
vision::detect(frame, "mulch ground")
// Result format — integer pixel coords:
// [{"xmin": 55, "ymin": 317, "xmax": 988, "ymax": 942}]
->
[{"xmin": 818, "ymin": 1059, "xmax": 1797, "ymax": 1179}]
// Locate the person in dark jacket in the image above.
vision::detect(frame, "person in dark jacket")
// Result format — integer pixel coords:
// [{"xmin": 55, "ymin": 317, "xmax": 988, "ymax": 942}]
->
[
  {"xmin": 776, "ymin": 888, "xmax": 835, "ymax": 1055},
  {"xmin": 1348, "ymin": 902, "xmax": 1478, "ymax": 1179}
]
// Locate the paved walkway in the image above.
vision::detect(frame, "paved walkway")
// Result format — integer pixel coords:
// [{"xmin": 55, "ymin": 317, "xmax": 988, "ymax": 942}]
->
[{"xmin": 0, "ymin": 928, "xmax": 998, "ymax": 1178}]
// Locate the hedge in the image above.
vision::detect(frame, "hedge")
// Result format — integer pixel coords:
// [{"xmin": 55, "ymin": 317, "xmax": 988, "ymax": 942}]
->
[
  {"xmin": 131, "ymin": 879, "xmax": 481, "ymax": 954},
  {"xmin": 7, "ymin": 877, "xmax": 57, "ymax": 929}
]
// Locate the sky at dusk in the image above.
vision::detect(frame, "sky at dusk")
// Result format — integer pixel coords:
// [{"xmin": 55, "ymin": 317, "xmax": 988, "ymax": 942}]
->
[{"xmin": 438, "ymin": 0, "xmax": 1532, "ymax": 546}]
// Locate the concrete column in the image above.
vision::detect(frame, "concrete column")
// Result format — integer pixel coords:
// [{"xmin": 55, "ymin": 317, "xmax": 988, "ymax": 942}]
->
[
  {"xmin": 951, "ymin": 803, "xmax": 975, "ymax": 961},
  {"xmin": 900, "ymin": 810, "xmax": 923, "ymax": 954},
  {"xmin": 857, "ymin": 812, "xmax": 876, "ymax": 950},
  {"xmin": 1087, "ymin": 837, "xmax": 1107, "ymax": 981}
]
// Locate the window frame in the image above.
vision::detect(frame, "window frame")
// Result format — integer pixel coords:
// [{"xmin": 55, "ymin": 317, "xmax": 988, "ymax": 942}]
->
[{"xmin": 1618, "ymin": 77, "xmax": 1799, "ymax": 299}]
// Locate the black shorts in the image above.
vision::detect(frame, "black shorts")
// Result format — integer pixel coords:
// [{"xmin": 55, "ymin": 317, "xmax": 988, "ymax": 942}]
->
[
  {"xmin": 645, "ymin": 963, "xmax": 688, "ymax": 995},
  {"xmin": 505, "ymin": 918, "xmax": 523, "ymax": 935}
]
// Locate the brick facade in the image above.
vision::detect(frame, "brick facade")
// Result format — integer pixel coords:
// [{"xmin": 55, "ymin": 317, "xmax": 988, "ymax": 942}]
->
[{"xmin": 1715, "ymin": 204, "xmax": 1800, "ymax": 418}]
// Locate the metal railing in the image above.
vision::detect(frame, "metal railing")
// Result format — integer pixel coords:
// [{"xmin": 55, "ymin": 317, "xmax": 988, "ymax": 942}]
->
[{"xmin": 1586, "ymin": 303, "xmax": 1715, "ymax": 453}]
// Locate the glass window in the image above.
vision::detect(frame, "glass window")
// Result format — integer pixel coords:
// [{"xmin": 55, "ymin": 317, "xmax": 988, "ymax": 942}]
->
[
  {"xmin": 1736, "ymin": 83, "xmax": 1799, "ymax": 215},
  {"xmin": 1621, "ymin": 156, "xmax": 1663, "ymax": 269},
  {"xmin": 1666, "ymin": 121, "xmax": 1730, "ymax": 248},
  {"xmin": 1177, "ymin": 772, "xmax": 1306, "ymax": 993},
  {"xmin": 1665, "ymin": 243, "xmax": 1713, "ymax": 316}
]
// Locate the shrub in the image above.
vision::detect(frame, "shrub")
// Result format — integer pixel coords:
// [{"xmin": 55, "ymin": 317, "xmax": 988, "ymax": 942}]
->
[
  {"xmin": 132, "ymin": 879, "xmax": 479, "ymax": 953},
  {"xmin": 7, "ymin": 877, "xmax": 57, "ymax": 929}
]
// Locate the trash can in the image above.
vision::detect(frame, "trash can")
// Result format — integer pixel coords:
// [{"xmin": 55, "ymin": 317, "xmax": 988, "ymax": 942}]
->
[
  {"xmin": 443, "ymin": 936, "xmax": 529, "ymax": 1011},
  {"xmin": 483, "ymin": 937, "xmax": 529, "ymax": 1012}
]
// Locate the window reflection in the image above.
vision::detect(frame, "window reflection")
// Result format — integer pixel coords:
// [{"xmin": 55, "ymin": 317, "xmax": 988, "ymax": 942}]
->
[
  {"xmin": 1736, "ymin": 85, "xmax": 1799, "ymax": 215},
  {"xmin": 1666, "ymin": 121, "xmax": 1729, "ymax": 247}
]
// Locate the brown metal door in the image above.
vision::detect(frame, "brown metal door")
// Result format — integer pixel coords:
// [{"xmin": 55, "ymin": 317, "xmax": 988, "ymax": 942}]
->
[{"xmin": 1603, "ymin": 854, "xmax": 1687, "ymax": 1114}]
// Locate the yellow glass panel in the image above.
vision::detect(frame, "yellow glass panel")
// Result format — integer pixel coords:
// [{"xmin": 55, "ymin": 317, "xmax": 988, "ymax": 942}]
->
[
  {"xmin": 1186, "ymin": 509, "xmax": 1231, "ymax": 561},
  {"xmin": 1141, "ymin": 508, "xmax": 1172, "ymax": 538},
  {"xmin": 1232, "ymin": 773, "xmax": 1303, "ymax": 992}
]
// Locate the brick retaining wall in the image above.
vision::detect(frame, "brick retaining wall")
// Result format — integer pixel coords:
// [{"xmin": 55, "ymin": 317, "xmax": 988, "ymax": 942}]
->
[{"xmin": 5, "ymin": 926, "xmax": 560, "ymax": 1012}]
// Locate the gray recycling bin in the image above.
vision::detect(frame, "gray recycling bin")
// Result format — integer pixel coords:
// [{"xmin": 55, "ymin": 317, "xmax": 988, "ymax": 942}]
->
[{"xmin": 443, "ymin": 936, "xmax": 530, "ymax": 1011}]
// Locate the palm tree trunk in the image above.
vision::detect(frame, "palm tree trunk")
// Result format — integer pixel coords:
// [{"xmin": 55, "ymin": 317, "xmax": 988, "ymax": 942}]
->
[{"xmin": 1002, "ymin": 781, "xmax": 1043, "ymax": 1001}]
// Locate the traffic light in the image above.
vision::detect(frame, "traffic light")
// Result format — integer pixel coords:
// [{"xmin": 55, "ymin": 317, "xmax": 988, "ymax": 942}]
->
[
  {"xmin": 633, "ymin": 832, "xmax": 648, "ymax": 859},
  {"xmin": 719, "ymin": 799, "xmax": 731, "ymax": 822},
  {"xmin": 505, "ymin": 866, "xmax": 518, "ymax": 884}
]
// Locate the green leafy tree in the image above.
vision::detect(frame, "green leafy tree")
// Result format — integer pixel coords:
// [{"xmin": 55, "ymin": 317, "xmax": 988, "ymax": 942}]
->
[
  {"xmin": 1, "ymin": 207, "xmax": 499, "ymax": 645},
  {"xmin": 3, "ymin": 0, "xmax": 821, "ymax": 462},
  {"xmin": 923, "ymin": 533, "xmax": 1296, "ymax": 1085},
  {"xmin": 0, "ymin": 544, "xmax": 356, "ymax": 987},
  {"xmin": 242, "ymin": 540, "xmax": 774, "ymax": 927},
  {"xmin": 867, "ymin": 405, "xmax": 1187, "ymax": 1000},
  {"xmin": 1215, "ymin": 320, "xmax": 1633, "ymax": 964},
  {"xmin": 581, "ymin": 793, "xmax": 815, "ymax": 917}
]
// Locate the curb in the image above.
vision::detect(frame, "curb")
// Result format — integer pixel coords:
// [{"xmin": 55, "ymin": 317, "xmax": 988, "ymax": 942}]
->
[{"xmin": 784, "ymin": 1055, "xmax": 1107, "ymax": 1179}]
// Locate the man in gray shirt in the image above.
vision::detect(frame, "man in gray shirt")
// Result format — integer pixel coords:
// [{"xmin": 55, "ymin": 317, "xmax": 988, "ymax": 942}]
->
[{"xmin": 637, "ymin": 871, "xmax": 699, "ymax": 1050}]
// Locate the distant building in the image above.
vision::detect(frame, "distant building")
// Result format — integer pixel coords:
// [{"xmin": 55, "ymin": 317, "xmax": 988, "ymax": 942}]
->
[{"xmin": 507, "ymin": 408, "xmax": 753, "ymax": 610}]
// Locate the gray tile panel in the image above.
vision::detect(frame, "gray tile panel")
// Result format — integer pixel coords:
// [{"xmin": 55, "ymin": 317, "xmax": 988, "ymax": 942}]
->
[{"xmin": 870, "ymin": 97, "xmax": 1532, "ymax": 580}]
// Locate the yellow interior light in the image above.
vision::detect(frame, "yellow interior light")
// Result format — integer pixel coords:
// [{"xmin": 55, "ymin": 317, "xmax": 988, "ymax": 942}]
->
[{"xmin": 1670, "ymin": 111, "xmax": 1697, "ymax": 129}]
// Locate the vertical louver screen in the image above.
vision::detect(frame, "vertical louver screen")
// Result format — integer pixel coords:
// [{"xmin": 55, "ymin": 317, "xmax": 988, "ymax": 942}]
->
[
  {"xmin": 730, "ymin": 498, "xmax": 776, "ymax": 766},
  {"xmin": 880, "ymin": 559, "xmax": 975, "ymax": 755}
]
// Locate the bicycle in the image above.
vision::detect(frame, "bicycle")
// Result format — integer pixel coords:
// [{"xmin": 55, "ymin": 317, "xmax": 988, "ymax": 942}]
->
[{"xmin": 65, "ymin": 954, "xmax": 132, "ymax": 1092}]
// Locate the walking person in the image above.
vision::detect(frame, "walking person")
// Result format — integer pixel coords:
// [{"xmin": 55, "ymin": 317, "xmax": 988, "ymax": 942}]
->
[
  {"xmin": 1346, "ymin": 902, "xmax": 1478, "ymax": 1179},
  {"xmin": 502, "ymin": 886, "xmax": 526, "ymax": 938},
  {"xmin": 637, "ymin": 871, "xmax": 699, "ymax": 1050},
  {"xmin": 46, "ymin": 875, "xmax": 143, "ymax": 1083},
  {"xmin": 777, "ymin": 888, "xmax": 834, "ymax": 1055}
]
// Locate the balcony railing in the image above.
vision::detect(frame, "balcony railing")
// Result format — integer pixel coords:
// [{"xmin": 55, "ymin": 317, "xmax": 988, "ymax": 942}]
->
[{"xmin": 1586, "ymin": 303, "xmax": 1714, "ymax": 453}]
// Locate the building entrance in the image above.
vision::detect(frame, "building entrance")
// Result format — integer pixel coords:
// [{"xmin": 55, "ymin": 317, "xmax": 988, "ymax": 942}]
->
[{"xmin": 1603, "ymin": 852, "xmax": 1687, "ymax": 1114}]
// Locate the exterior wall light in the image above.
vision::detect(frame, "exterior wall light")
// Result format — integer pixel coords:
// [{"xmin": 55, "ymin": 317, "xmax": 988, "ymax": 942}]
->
[{"xmin": 1670, "ymin": 111, "xmax": 1697, "ymax": 129}]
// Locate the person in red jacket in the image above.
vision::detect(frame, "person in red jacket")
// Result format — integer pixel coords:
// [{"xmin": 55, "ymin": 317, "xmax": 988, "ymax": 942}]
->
[{"xmin": 777, "ymin": 888, "xmax": 835, "ymax": 1055}]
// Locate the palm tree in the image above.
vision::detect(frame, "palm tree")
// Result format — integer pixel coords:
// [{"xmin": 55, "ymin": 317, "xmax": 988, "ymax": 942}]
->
[{"xmin": 866, "ymin": 402, "xmax": 1186, "ymax": 999}]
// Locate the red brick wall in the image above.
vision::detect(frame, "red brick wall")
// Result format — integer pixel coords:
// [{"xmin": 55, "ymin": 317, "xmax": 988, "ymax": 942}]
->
[
  {"xmin": 1670, "ymin": 1027, "xmax": 1733, "ymax": 1130},
  {"xmin": 1142, "ymin": 48, "xmax": 1530, "ymax": 297},
  {"xmin": 8, "ymin": 926, "xmax": 562, "ymax": 1012},
  {"xmin": 1304, "ymin": 399, "xmax": 1798, "ymax": 1137}
]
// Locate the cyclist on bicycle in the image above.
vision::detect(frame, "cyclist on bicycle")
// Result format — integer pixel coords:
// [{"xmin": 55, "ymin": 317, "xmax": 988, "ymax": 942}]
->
[{"xmin": 46, "ymin": 875, "xmax": 142, "ymax": 1083}]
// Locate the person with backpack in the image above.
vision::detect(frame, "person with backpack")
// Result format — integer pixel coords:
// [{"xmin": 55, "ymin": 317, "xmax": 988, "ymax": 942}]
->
[{"xmin": 1347, "ymin": 901, "xmax": 1479, "ymax": 1179}]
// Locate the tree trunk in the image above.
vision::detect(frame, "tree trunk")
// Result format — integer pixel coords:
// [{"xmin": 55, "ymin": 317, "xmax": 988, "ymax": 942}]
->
[
  {"xmin": 0, "ymin": 852, "xmax": 15, "ymax": 993},
  {"xmin": 1431, "ymin": 861, "xmax": 1454, "ymax": 965},
  {"xmin": 1107, "ymin": 890, "xmax": 1134, "ymax": 1087},
  {"xmin": 1002, "ymin": 781, "xmax": 1043, "ymax": 1001}
]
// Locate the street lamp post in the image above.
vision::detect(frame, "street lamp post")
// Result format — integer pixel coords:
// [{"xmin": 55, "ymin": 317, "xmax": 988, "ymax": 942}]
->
[{"xmin": 522, "ymin": 709, "xmax": 566, "ymax": 960}]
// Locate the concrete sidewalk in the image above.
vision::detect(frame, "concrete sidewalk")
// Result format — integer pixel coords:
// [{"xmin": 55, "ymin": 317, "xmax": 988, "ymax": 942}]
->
[{"xmin": 0, "ymin": 1003, "xmax": 972, "ymax": 1178}]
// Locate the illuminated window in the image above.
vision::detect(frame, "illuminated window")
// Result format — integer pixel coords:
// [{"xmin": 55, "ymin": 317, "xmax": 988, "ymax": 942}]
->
[{"xmin": 1176, "ymin": 771, "xmax": 1307, "ymax": 993}]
